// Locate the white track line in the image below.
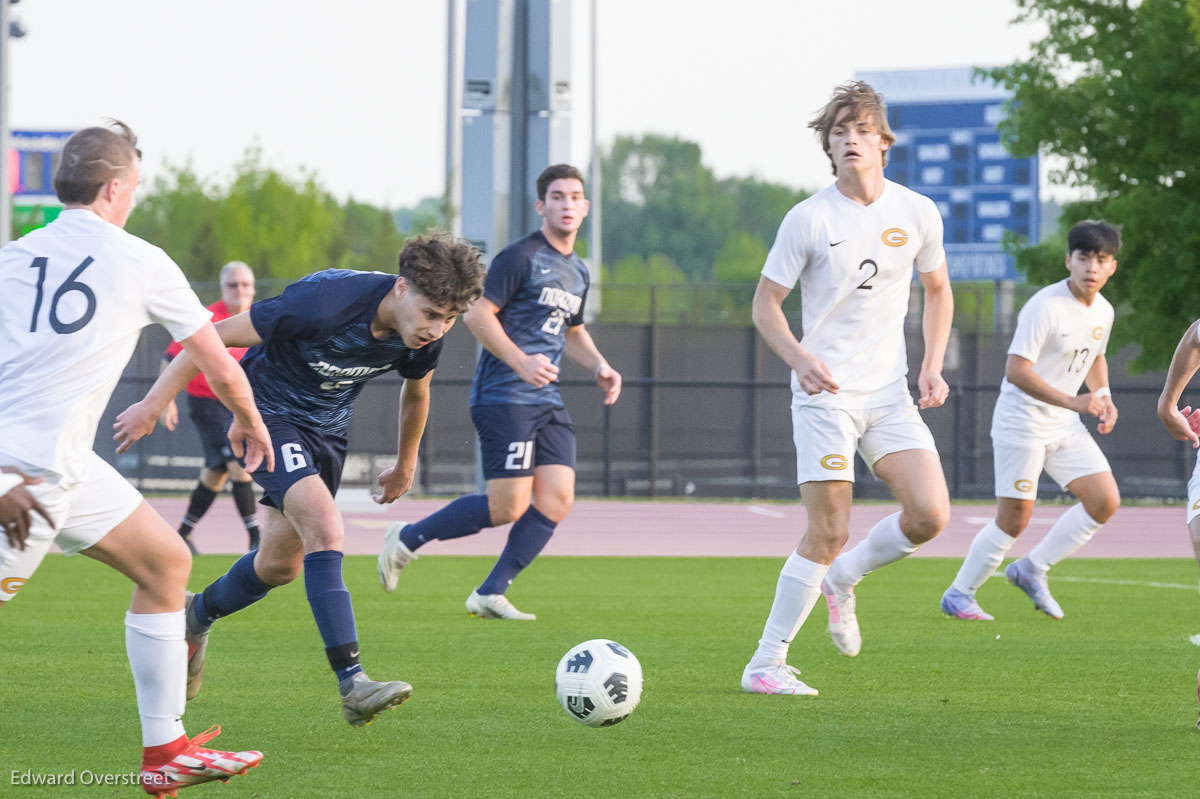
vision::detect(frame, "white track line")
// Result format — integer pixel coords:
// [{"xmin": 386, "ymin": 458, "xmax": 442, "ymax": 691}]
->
[{"xmin": 989, "ymin": 573, "xmax": 1195, "ymax": 591}]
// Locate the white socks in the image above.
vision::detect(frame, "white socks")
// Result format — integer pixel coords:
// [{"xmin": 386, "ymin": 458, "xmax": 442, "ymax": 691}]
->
[
  {"xmin": 126, "ymin": 610, "xmax": 187, "ymax": 747},
  {"xmin": 1027, "ymin": 503, "xmax": 1103, "ymax": 572},
  {"xmin": 751, "ymin": 552, "xmax": 829, "ymax": 665},
  {"xmin": 952, "ymin": 521, "xmax": 1016, "ymax": 594},
  {"xmin": 831, "ymin": 512, "xmax": 918, "ymax": 588}
]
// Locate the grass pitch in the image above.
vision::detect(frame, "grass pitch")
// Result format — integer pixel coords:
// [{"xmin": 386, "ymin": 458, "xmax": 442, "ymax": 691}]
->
[{"xmin": 3, "ymin": 554, "xmax": 1198, "ymax": 797}]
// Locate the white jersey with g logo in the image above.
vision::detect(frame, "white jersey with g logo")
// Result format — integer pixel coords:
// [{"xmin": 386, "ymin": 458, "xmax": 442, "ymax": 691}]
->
[
  {"xmin": 991, "ymin": 279, "xmax": 1114, "ymax": 445},
  {"xmin": 761, "ymin": 180, "xmax": 946, "ymax": 409},
  {"xmin": 0, "ymin": 209, "xmax": 211, "ymax": 483}
]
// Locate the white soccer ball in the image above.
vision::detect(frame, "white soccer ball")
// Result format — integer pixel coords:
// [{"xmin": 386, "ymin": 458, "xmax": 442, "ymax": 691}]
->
[{"xmin": 555, "ymin": 639, "xmax": 643, "ymax": 727}]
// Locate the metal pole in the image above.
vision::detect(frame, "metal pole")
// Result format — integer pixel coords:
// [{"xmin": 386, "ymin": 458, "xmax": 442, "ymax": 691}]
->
[
  {"xmin": 0, "ymin": 0, "xmax": 11, "ymax": 245},
  {"xmin": 588, "ymin": 0, "xmax": 601, "ymax": 313},
  {"xmin": 444, "ymin": 0, "xmax": 463, "ymax": 237}
]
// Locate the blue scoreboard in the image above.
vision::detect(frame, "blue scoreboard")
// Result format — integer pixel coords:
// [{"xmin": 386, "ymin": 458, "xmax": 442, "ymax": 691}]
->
[{"xmin": 857, "ymin": 69, "xmax": 1038, "ymax": 281}]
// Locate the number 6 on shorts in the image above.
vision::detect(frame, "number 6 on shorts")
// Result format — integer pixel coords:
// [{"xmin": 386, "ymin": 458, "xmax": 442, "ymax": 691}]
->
[{"xmin": 282, "ymin": 442, "xmax": 308, "ymax": 473}]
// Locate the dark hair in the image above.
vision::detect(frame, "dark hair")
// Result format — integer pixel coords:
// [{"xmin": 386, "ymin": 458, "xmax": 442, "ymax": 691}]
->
[
  {"xmin": 54, "ymin": 120, "xmax": 141, "ymax": 205},
  {"xmin": 536, "ymin": 164, "xmax": 585, "ymax": 201},
  {"xmin": 808, "ymin": 81, "xmax": 896, "ymax": 176},
  {"xmin": 396, "ymin": 232, "xmax": 486, "ymax": 313},
  {"xmin": 1067, "ymin": 220, "xmax": 1121, "ymax": 256}
]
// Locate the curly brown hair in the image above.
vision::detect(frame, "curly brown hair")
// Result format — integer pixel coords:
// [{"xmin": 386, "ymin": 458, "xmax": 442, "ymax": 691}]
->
[{"xmin": 396, "ymin": 233, "xmax": 486, "ymax": 313}]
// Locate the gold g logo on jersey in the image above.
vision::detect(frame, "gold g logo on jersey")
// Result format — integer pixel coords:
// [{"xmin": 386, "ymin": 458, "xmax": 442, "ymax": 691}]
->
[
  {"xmin": 1, "ymin": 577, "xmax": 26, "ymax": 595},
  {"xmin": 881, "ymin": 228, "xmax": 908, "ymax": 247},
  {"xmin": 1192, "ymin": 498, "xmax": 1200, "ymax": 510},
  {"xmin": 1092, "ymin": 326, "xmax": 1104, "ymax": 340},
  {"xmin": 1014, "ymin": 479, "xmax": 1034, "ymax": 493},
  {"xmin": 821, "ymin": 454, "xmax": 849, "ymax": 471}
]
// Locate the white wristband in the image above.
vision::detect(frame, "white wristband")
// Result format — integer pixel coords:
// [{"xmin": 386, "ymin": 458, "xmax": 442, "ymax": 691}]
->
[{"xmin": 1093, "ymin": 386, "xmax": 1112, "ymax": 399}]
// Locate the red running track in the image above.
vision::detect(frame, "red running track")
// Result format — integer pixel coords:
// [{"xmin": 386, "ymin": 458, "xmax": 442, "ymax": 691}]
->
[{"xmin": 148, "ymin": 490, "xmax": 1193, "ymax": 559}]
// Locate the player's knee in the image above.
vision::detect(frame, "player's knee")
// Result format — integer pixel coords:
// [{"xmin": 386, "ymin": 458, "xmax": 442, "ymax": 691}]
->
[
  {"xmin": 906, "ymin": 504, "xmax": 949, "ymax": 543},
  {"xmin": 255, "ymin": 556, "xmax": 301, "ymax": 587},
  {"xmin": 489, "ymin": 498, "xmax": 530, "ymax": 526},
  {"xmin": 1086, "ymin": 491, "xmax": 1120, "ymax": 524}
]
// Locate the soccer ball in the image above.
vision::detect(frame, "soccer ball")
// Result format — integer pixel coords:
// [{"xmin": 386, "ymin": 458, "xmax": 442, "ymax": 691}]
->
[{"xmin": 554, "ymin": 639, "xmax": 643, "ymax": 727}]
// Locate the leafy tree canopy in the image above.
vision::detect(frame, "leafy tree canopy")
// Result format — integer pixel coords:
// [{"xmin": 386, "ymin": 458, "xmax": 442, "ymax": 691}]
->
[{"xmin": 990, "ymin": 0, "xmax": 1200, "ymax": 371}]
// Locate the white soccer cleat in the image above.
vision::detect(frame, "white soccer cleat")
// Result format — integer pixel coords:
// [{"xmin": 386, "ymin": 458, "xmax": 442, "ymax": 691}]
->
[
  {"xmin": 741, "ymin": 662, "xmax": 818, "ymax": 696},
  {"xmin": 466, "ymin": 589, "xmax": 536, "ymax": 620},
  {"xmin": 821, "ymin": 577, "xmax": 862, "ymax": 657},
  {"xmin": 377, "ymin": 522, "xmax": 418, "ymax": 594}
]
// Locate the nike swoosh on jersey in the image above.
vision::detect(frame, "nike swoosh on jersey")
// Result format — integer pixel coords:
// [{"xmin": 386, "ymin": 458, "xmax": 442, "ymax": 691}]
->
[{"xmin": 830, "ymin": 240, "xmax": 846, "ymax": 247}]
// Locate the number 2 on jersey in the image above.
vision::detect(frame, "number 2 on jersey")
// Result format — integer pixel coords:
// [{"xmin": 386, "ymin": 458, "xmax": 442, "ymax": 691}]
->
[
  {"xmin": 28, "ymin": 256, "xmax": 98, "ymax": 334},
  {"xmin": 856, "ymin": 259, "xmax": 878, "ymax": 291}
]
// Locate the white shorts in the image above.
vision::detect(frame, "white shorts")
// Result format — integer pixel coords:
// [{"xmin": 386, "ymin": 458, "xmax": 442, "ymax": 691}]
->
[
  {"xmin": 992, "ymin": 430, "xmax": 1110, "ymax": 500},
  {"xmin": 792, "ymin": 399, "xmax": 938, "ymax": 485},
  {"xmin": 1187, "ymin": 455, "xmax": 1200, "ymax": 525},
  {"xmin": 0, "ymin": 452, "xmax": 142, "ymax": 602}
]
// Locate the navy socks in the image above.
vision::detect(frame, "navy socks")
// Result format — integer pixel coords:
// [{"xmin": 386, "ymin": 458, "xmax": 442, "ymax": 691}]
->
[{"xmin": 477, "ymin": 506, "xmax": 557, "ymax": 595}]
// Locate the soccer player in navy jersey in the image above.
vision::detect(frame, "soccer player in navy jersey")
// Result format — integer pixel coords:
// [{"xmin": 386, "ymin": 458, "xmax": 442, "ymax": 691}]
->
[
  {"xmin": 377, "ymin": 164, "xmax": 621, "ymax": 620},
  {"xmin": 117, "ymin": 234, "xmax": 486, "ymax": 727}
]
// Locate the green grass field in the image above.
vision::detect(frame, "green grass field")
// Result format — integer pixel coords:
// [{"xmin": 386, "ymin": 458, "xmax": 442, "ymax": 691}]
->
[{"xmin": 3, "ymin": 554, "xmax": 1198, "ymax": 797}]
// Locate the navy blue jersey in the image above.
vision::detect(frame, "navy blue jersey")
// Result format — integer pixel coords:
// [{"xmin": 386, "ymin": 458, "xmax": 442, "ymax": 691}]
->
[
  {"xmin": 241, "ymin": 269, "xmax": 442, "ymax": 435},
  {"xmin": 470, "ymin": 231, "xmax": 589, "ymax": 407}
]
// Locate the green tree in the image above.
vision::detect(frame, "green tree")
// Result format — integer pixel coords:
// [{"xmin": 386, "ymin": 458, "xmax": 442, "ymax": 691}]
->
[
  {"xmin": 125, "ymin": 162, "xmax": 221, "ymax": 279},
  {"xmin": 601, "ymin": 135, "xmax": 735, "ymax": 280},
  {"xmin": 211, "ymin": 147, "xmax": 340, "ymax": 280},
  {"xmin": 600, "ymin": 135, "xmax": 808, "ymax": 284},
  {"xmin": 600, "ymin": 254, "xmax": 691, "ymax": 323},
  {"xmin": 989, "ymin": 0, "xmax": 1200, "ymax": 370}
]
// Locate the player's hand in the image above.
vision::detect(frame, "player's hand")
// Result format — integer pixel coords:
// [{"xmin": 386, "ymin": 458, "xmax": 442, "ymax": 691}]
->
[
  {"xmin": 515, "ymin": 353, "xmax": 560, "ymax": 388},
  {"xmin": 372, "ymin": 464, "xmax": 415, "ymax": 504},
  {"xmin": 0, "ymin": 468, "xmax": 52, "ymax": 552},
  {"xmin": 792, "ymin": 353, "xmax": 839, "ymax": 396},
  {"xmin": 1160, "ymin": 404, "xmax": 1200, "ymax": 448},
  {"xmin": 160, "ymin": 399, "xmax": 179, "ymax": 432},
  {"xmin": 1096, "ymin": 397, "xmax": 1118, "ymax": 434},
  {"xmin": 917, "ymin": 369, "xmax": 950, "ymax": 409},
  {"xmin": 228, "ymin": 417, "xmax": 275, "ymax": 473},
  {"xmin": 596, "ymin": 364, "xmax": 622, "ymax": 406},
  {"xmin": 113, "ymin": 400, "xmax": 162, "ymax": 453},
  {"xmin": 1070, "ymin": 392, "xmax": 1106, "ymax": 418}
]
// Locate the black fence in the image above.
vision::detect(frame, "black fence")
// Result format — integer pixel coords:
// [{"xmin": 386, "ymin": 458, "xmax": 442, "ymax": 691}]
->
[{"xmin": 102, "ymin": 316, "xmax": 1194, "ymax": 503}]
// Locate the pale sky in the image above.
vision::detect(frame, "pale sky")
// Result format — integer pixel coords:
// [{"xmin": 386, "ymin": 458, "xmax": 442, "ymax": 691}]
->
[{"xmin": 7, "ymin": 0, "xmax": 1045, "ymax": 209}]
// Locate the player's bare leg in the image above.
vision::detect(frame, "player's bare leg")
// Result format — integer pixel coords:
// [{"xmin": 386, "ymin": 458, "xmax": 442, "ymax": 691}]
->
[
  {"xmin": 822, "ymin": 449, "xmax": 948, "ymax": 655},
  {"xmin": 82, "ymin": 502, "xmax": 262, "ymax": 794},
  {"xmin": 1008, "ymin": 471, "xmax": 1118, "ymax": 619}
]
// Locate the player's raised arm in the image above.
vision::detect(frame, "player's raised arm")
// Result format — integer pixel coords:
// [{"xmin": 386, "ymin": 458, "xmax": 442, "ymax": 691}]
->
[
  {"xmin": 1158, "ymin": 319, "xmax": 1200, "ymax": 447},
  {"xmin": 751, "ymin": 275, "xmax": 838, "ymax": 396},
  {"xmin": 464, "ymin": 296, "xmax": 559, "ymax": 388},
  {"xmin": 374, "ymin": 371, "xmax": 433, "ymax": 504},
  {"xmin": 564, "ymin": 324, "xmax": 621, "ymax": 405},
  {"xmin": 917, "ymin": 263, "xmax": 953, "ymax": 409}
]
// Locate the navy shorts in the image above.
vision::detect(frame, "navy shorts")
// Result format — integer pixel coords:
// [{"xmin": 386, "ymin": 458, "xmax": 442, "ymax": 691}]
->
[
  {"xmin": 471, "ymin": 403, "xmax": 576, "ymax": 480},
  {"xmin": 249, "ymin": 417, "xmax": 348, "ymax": 512},
  {"xmin": 187, "ymin": 394, "xmax": 235, "ymax": 471}
]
